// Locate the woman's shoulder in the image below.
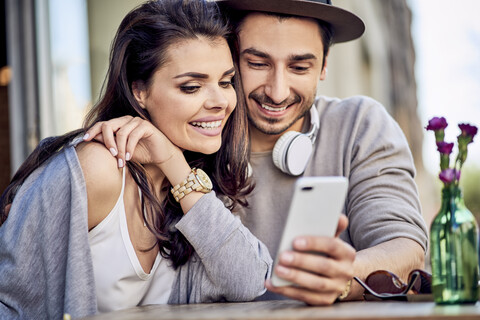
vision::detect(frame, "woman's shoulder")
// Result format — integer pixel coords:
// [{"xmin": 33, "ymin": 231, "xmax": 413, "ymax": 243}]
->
[
  {"xmin": 75, "ymin": 141, "xmax": 121, "ymax": 181},
  {"xmin": 75, "ymin": 141, "xmax": 124, "ymax": 230}
]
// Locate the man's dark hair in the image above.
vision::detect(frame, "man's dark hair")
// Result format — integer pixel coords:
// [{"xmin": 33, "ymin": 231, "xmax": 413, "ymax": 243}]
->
[{"xmin": 226, "ymin": 10, "xmax": 335, "ymax": 68}]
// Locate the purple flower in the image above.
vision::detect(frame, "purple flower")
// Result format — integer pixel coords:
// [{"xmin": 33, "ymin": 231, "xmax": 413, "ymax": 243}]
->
[
  {"xmin": 436, "ymin": 142, "xmax": 454, "ymax": 155},
  {"xmin": 426, "ymin": 117, "xmax": 448, "ymax": 131},
  {"xmin": 426, "ymin": 117, "xmax": 476, "ymax": 187},
  {"xmin": 458, "ymin": 123, "xmax": 478, "ymax": 142},
  {"xmin": 439, "ymin": 169, "xmax": 457, "ymax": 184}
]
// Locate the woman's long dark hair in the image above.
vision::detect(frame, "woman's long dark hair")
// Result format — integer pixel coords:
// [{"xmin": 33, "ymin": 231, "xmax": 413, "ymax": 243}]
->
[{"xmin": 0, "ymin": 0, "xmax": 252, "ymax": 269}]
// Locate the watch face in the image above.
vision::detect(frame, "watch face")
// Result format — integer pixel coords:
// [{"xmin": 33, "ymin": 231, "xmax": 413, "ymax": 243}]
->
[{"xmin": 195, "ymin": 168, "xmax": 213, "ymax": 190}]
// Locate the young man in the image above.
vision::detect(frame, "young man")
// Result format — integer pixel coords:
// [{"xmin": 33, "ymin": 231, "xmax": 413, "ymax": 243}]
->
[{"xmin": 217, "ymin": 0, "xmax": 428, "ymax": 304}]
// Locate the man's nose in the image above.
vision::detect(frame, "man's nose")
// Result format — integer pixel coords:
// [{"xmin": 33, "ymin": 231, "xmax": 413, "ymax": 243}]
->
[{"xmin": 264, "ymin": 68, "xmax": 290, "ymax": 104}]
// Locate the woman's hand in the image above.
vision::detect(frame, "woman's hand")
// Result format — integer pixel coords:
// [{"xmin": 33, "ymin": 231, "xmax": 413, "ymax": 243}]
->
[
  {"xmin": 83, "ymin": 116, "xmax": 206, "ymax": 214},
  {"xmin": 83, "ymin": 116, "xmax": 182, "ymax": 168}
]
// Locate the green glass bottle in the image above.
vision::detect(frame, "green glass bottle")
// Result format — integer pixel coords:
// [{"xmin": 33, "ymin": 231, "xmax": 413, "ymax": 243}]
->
[{"xmin": 430, "ymin": 186, "xmax": 479, "ymax": 304}]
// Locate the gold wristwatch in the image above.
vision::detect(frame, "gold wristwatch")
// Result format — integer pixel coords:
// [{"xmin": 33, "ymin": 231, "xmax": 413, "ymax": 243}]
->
[{"xmin": 171, "ymin": 168, "xmax": 213, "ymax": 202}]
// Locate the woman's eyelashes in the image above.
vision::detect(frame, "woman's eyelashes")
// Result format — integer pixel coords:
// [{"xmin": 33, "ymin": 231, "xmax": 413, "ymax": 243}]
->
[
  {"xmin": 180, "ymin": 84, "xmax": 201, "ymax": 94},
  {"xmin": 219, "ymin": 77, "xmax": 234, "ymax": 88},
  {"xmin": 179, "ymin": 77, "xmax": 234, "ymax": 94}
]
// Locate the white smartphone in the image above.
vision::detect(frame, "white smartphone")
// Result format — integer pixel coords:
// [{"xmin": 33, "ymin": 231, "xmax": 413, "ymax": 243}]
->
[{"xmin": 271, "ymin": 176, "xmax": 349, "ymax": 287}]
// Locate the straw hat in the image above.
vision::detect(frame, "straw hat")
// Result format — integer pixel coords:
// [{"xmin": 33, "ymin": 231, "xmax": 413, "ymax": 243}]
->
[{"xmin": 216, "ymin": 0, "xmax": 365, "ymax": 43}]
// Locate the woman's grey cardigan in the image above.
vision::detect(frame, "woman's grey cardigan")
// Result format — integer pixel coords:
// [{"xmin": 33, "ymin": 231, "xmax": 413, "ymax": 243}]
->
[{"xmin": 0, "ymin": 144, "xmax": 272, "ymax": 319}]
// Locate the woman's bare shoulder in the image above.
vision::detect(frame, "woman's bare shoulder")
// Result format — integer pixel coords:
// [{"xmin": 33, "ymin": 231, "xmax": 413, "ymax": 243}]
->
[
  {"xmin": 75, "ymin": 141, "xmax": 121, "ymax": 182},
  {"xmin": 75, "ymin": 141, "xmax": 123, "ymax": 230}
]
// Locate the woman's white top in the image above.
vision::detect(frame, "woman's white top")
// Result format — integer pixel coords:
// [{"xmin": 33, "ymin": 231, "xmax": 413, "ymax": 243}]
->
[{"xmin": 88, "ymin": 168, "xmax": 176, "ymax": 313}]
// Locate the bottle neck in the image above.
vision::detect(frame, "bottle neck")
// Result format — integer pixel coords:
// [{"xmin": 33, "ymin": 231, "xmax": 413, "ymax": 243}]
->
[{"xmin": 440, "ymin": 185, "xmax": 465, "ymax": 211}]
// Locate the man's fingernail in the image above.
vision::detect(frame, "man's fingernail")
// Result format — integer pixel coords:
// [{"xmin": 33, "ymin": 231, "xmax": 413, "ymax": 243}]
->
[
  {"xmin": 110, "ymin": 148, "xmax": 118, "ymax": 157},
  {"xmin": 281, "ymin": 252, "xmax": 294, "ymax": 264},
  {"xmin": 294, "ymin": 238, "xmax": 307, "ymax": 249},
  {"xmin": 276, "ymin": 265, "xmax": 290, "ymax": 276}
]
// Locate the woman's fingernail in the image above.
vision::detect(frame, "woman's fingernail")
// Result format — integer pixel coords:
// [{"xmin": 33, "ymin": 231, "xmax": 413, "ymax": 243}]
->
[
  {"xmin": 118, "ymin": 158, "xmax": 124, "ymax": 168},
  {"xmin": 125, "ymin": 152, "xmax": 131, "ymax": 161},
  {"xmin": 82, "ymin": 133, "xmax": 89, "ymax": 140},
  {"xmin": 110, "ymin": 148, "xmax": 118, "ymax": 157}
]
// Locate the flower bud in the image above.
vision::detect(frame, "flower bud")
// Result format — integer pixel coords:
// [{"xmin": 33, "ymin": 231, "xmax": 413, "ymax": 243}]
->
[
  {"xmin": 426, "ymin": 117, "xmax": 448, "ymax": 131},
  {"xmin": 436, "ymin": 142, "xmax": 454, "ymax": 155},
  {"xmin": 458, "ymin": 123, "xmax": 478, "ymax": 143},
  {"xmin": 439, "ymin": 169, "xmax": 457, "ymax": 184}
]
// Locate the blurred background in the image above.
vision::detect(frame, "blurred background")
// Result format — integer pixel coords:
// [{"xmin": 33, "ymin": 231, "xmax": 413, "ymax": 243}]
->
[{"xmin": 0, "ymin": 0, "xmax": 479, "ymax": 229}]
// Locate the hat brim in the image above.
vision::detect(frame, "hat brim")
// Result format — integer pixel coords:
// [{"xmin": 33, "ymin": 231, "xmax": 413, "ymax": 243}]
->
[{"xmin": 216, "ymin": 0, "xmax": 365, "ymax": 43}]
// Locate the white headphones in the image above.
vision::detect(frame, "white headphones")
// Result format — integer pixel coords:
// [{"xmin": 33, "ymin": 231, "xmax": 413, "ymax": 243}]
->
[{"xmin": 272, "ymin": 106, "xmax": 320, "ymax": 176}]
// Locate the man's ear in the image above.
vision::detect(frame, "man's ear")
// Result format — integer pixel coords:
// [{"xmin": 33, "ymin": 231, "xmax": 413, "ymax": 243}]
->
[
  {"xmin": 320, "ymin": 53, "xmax": 329, "ymax": 81},
  {"xmin": 132, "ymin": 81, "xmax": 147, "ymax": 109}
]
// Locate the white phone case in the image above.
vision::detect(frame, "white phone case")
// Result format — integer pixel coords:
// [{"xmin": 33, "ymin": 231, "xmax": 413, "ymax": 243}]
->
[{"xmin": 271, "ymin": 176, "xmax": 349, "ymax": 287}]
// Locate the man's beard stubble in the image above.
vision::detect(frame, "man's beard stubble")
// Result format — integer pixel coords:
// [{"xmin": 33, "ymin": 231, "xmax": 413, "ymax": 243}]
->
[{"xmin": 247, "ymin": 91, "xmax": 315, "ymax": 136}]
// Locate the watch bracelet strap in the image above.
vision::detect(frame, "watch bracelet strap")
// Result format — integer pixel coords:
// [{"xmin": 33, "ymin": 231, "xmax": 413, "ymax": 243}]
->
[
  {"xmin": 337, "ymin": 279, "xmax": 352, "ymax": 301},
  {"xmin": 171, "ymin": 171, "xmax": 202, "ymax": 202}
]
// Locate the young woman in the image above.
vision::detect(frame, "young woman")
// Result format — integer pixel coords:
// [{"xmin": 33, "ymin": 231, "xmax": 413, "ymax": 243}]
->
[{"xmin": 0, "ymin": 0, "xmax": 271, "ymax": 318}]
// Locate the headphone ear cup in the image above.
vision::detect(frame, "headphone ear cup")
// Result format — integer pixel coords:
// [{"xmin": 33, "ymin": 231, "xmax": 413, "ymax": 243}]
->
[
  {"xmin": 272, "ymin": 107, "xmax": 319, "ymax": 176},
  {"xmin": 273, "ymin": 131, "xmax": 313, "ymax": 176},
  {"xmin": 273, "ymin": 131, "xmax": 300, "ymax": 173}
]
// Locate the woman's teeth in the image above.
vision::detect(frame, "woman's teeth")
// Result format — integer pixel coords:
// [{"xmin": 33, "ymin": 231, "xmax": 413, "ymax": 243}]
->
[
  {"xmin": 191, "ymin": 120, "xmax": 222, "ymax": 129},
  {"xmin": 261, "ymin": 104, "xmax": 287, "ymax": 112}
]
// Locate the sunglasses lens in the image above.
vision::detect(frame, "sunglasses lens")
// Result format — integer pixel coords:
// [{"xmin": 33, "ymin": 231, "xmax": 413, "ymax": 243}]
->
[
  {"xmin": 365, "ymin": 271, "xmax": 406, "ymax": 294},
  {"xmin": 418, "ymin": 270, "xmax": 432, "ymax": 294},
  {"xmin": 406, "ymin": 270, "xmax": 433, "ymax": 294}
]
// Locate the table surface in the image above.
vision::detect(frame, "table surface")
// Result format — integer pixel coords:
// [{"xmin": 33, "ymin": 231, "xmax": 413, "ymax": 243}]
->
[{"xmin": 80, "ymin": 300, "xmax": 480, "ymax": 320}]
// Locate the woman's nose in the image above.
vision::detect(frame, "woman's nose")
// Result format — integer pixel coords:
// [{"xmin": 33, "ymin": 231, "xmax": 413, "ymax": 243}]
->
[{"xmin": 204, "ymin": 87, "xmax": 230, "ymax": 110}]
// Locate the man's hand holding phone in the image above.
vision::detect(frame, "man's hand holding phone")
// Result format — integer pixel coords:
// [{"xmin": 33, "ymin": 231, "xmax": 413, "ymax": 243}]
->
[
  {"xmin": 265, "ymin": 215, "xmax": 355, "ymax": 305},
  {"xmin": 266, "ymin": 177, "xmax": 356, "ymax": 305}
]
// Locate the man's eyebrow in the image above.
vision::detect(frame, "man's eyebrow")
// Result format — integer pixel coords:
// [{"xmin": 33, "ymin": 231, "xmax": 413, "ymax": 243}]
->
[
  {"xmin": 241, "ymin": 48, "xmax": 270, "ymax": 59},
  {"xmin": 289, "ymin": 53, "xmax": 317, "ymax": 62},
  {"xmin": 241, "ymin": 48, "xmax": 316, "ymax": 62}
]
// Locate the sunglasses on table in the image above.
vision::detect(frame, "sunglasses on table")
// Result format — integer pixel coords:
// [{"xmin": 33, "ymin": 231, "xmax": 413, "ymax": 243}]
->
[{"xmin": 353, "ymin": 269, "xmax": 432, "ymax": 301}]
